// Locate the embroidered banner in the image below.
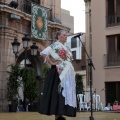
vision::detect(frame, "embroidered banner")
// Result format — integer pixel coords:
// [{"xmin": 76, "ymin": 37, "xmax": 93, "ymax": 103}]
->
[{"xmin": 31, "ymin": 2, "xmax": 48, "ymax": 40}]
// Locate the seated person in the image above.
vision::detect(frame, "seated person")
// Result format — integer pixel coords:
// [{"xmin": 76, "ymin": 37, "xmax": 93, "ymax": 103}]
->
[
  {"xmin": 86, "ymin": 101, "xmax": 91, "ymax": 110},
  {"xmin": 104, "ymin": 103, "xmax": 112, "ymax": 111},
  {"xmin": 113, "ymin": 100, "xmax": 118, "ymax": 105},
  {"xmin": 83, "ymin": 101, "xmax": 91, "ymax": 111},
  {"xmin": 83, "ymin": 102, "xmax": 87, "ymax": 110},
  {"xmin": 113, "ymin": 100, "xmax": 120, "ymax": 111}
]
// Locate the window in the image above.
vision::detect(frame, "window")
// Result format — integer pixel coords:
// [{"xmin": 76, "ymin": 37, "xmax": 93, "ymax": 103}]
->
[
  {"xmin": 105, "ymin": 82, "xmax": 120, "ymax": 105},
  {"xmin": 72, "ymin": 51, "xmax": 76, "ymax": 60},
  {"xmin": 107, "ymin": 36, "xmax": 115, "ymax": 53},
  {"xmin": 81, "ymin": 65, "xmax": 86, "ymax": 70},
  {"xmin": 71, "ymin": 37, "xmax": 77, "ymax": 48},
  {"xmin": 107, "ymin": 35, "xmax": 120, "ymax": 53},
  {"xmin": 22, "ymin": 0, "xmax": 40, "ymax": 14},
  {"xmin": 106, "ymin": 0, "xmax": 120, "ymax": 26},
  {"xmin": 105, "ymin": 35, "xmax": 120, "ymax": 66}
]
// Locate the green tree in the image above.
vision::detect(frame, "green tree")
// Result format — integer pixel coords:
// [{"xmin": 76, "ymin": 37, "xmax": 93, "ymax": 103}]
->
[
  {"xmin": 6, "ymin": 64, "xmax": 21, "ymax": 104},
  {"xmin": 20, "ymin": 67, "xmax": 39, "ymax": 104},
  {"xmin": 75, "ymin": 73, "xmax": 84, "ymax": 94}
]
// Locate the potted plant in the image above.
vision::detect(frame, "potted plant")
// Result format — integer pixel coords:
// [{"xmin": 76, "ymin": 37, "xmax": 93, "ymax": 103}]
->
[
  {"xmin": 20, "ymin": 67, "xmax": 39, "ymax": 111},
  {"xmin": 6, "ymin": 64, "xmax": 21, "ymax": 112}
]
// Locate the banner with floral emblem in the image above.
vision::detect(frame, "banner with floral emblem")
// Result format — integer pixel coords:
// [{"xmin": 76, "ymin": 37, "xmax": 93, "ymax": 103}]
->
[{"xmin": 31, "ymin": 2, "xmax": 48, "ymax": 40}]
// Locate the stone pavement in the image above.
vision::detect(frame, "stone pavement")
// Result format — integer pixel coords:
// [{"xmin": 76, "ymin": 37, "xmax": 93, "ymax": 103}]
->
[{"xmin": 0, "ymin": 112, "xmax": 120, "ymax": 120}]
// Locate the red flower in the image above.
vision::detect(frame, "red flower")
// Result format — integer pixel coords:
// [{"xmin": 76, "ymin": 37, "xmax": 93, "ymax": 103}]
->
[
  {"xmin": 58, "ymin": 50, "xmax": 63, "ymax": 54},
  {"xmin": 61, "ymin": 50, "xmax": 66, "ymax": 54},
  {"xmin": 61, "ymin": 54, "xmax": 66, "ymax": 59}
]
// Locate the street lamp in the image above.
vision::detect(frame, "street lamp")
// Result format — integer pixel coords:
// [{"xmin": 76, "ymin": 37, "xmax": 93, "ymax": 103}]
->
[
  {"xmin": 22, "ymin": 35, "xmax": 30, "ymax": 68},
  {"xmin": 11, "ymin": 38, "xmax": 20, "ymax": 58},
  {"xmin": 30, "ymin": 43, "xmax": 38, "ymax": 56},
  {"xmin": 11, "ymin": 35, "xmax": 39, "ymax": 111},
  {"xmin": 22, "ymin": 35, "xmax": 30, "ymax": 49}
]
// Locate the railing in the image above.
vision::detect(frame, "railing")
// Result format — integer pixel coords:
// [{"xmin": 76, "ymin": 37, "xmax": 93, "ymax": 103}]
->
[
  {"xmin": 106, "ymin": 15, "xmax": 120, "ymax": 27},
  {"xmin": 0, "ymin": 0, "xmax": 40, "ymax": 14},
  {"xmin": 104, "ymin": 53, "xmax": 120, "ymax": 67},
  {"xmin": 17, "ymin": 0, "xmax": 40, "ymax": 14}
]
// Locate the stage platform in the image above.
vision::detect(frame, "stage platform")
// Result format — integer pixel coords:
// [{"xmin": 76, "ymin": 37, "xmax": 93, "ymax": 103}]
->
[{"xmin": 0, "ymin": 111, "xmax": 120, "ymax": 120}]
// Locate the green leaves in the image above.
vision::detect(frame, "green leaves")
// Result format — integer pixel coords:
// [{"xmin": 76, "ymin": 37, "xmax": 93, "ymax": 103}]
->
[
  {"xmin": 20, "ymin": 67, "xmax": 39, "ymax": 103},
  {"xmin": 75, "ymin": 73, "xmax": 84, "ymax": 94},
  {"xmin": 6, "ymin": 64, "xmax": 21, "ymax": 103},
  {"xmin": 6, "ymin": 64, "xmax": 39, "ymax": 104}
]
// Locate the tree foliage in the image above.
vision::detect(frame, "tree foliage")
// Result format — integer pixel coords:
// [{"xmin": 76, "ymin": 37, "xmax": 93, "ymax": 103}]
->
[
  {"xmin": 20, "ymin": 67, "xmax": 39, "ymax": 103},
  {"xmin": 75, "ymin": 73, "xmax": 84, "ymax": 94},
  {"xmin": 7, "ymin": 64, "xmax": 39, "ymax": 104},
  {"xmin": 6, "ymin": 64, "xmax": 21, "ymax": 103}
]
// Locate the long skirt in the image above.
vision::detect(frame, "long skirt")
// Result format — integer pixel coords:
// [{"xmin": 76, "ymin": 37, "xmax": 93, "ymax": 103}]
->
[{"xmin": 39, "ymin": 65, "xmax": 76, "ymax": 117}]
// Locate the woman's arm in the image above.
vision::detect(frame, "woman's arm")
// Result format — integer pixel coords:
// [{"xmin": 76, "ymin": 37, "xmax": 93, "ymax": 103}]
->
[{"xmin": 42, "ymin": 54, "xmax": 61, "ymax": 65}]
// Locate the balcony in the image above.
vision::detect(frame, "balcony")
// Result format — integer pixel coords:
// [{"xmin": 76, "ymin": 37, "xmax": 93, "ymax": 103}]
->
[
  {"xmin": 106, "ymin": 15, "xmax": 120, "ymax": 27},
  {"xmin": 17, "ymin": 0, "xmax": 40, "ymax": 14},
  {"xmin": 104, "ymin": 53, "xmax": 120, "ymax": 67},
  {"xmin": 0, "ymin": 0, "xmax": 40, "ymax": 14},
  {"xmin": 0, "ymin": 0, "xmax": 52, "ymax": 21}
]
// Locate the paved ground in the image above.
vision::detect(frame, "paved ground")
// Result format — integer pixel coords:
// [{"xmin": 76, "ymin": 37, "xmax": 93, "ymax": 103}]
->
[{"xmin": 0, "ymin": 111, "xmax": 120, "ymax": 120}]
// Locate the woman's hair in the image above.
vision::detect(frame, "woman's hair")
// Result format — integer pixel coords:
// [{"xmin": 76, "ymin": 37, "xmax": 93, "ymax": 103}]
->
[{"xmin": 55, "ymin": 29, "xmax": 67, "ymax": 39}]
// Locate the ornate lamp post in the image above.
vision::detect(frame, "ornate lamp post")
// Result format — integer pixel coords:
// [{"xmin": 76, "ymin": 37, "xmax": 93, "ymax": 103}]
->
[
  {"xmin": 11, "ymin": 38, "xmax": 20, "ymax": 58},
  {"xmin": 11, "ymin": 35, "xmax": 39, "ymax": 111},
  {"xmin": 30, "ymin": 43, "xmax": 38, "ymax": 56},
  {"xmin": 22, "ymin": 35, "xmax": 30, "ymax": 67}
]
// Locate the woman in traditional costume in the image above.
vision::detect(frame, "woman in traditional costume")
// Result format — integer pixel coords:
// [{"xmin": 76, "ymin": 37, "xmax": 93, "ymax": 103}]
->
[{"xmin": 39, "ymin": 30, "xmax": 76, "ymax": 120}]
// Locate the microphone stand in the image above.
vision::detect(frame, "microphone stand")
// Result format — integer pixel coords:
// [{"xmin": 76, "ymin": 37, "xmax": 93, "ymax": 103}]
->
[{"xmin": 74, "ymin": 34, "xmax": 95, "ymax": 120}]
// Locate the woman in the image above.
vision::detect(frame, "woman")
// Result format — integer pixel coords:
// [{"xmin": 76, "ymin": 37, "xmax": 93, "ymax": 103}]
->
[{"xmin": 39, "ymin": 30, "xmax": 77, "ymax": 120}]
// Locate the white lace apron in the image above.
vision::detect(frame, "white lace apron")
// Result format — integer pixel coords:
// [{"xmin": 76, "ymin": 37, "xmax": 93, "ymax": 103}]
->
[{"xmin": 40, "ymin": 41, "xmax": 76, "ymax": 108}]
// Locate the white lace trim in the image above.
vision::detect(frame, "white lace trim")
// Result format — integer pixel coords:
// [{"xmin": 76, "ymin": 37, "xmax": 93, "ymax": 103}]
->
[{"xmin": 62, "ymin": 68, "xmax": 77, "ymax": 108}]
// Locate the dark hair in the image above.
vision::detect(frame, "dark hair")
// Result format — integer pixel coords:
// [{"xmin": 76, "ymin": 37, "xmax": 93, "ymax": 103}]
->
[{"xmin": 55, "ymin": 29, "xmax": 67, "ymax": 39}]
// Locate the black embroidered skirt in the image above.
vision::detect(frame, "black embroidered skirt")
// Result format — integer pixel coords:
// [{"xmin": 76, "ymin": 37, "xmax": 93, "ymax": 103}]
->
[{"xmin": 39, "ymin": 65, "xmax": 76, "ymax": 117}]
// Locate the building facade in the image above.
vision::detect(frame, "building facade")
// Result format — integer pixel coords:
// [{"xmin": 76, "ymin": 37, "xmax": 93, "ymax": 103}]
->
[
  {"xmin": 0, "ymin": 0, "xmax": 74, "ymax": 111},
  {"xmin": 85, "ymin": 0, "xmax": 120, "ymax": 105}
]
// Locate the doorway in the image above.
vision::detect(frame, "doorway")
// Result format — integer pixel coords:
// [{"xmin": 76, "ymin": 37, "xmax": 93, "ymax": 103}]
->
[{"xmin": 105, "ymin": 82, "xmax": 120, "ymax": 105}]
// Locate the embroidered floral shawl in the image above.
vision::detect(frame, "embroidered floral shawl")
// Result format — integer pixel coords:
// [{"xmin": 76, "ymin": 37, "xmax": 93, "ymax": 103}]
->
[{"xmin": 49, "ymin": 41, "xmax": 74, "ymax": 92}]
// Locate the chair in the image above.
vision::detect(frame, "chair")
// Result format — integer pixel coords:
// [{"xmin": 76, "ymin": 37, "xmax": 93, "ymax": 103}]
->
[
  {"xmin": 77, "ymin": 94, "xmax": 87, "ymax": 111},
  {"xmin": 98, "ymin": 102, "xmax": 105, "ymax": 111},
  {"xmin": 92, "ymin": 94, "xmax": 100, "ymax": 111}
]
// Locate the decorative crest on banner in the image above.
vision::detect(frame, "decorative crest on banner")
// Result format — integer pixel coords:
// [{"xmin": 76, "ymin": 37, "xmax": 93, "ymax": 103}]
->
[{"xmin": 31, "ymin": 3, "xmax": 48, "ymax": 40}]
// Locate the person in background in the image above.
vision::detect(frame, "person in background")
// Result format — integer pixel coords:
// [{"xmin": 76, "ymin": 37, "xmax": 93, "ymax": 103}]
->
[
  {"xmin": 113, "ymin": 100, "xmax": 119, "ymax": 105},
  {"xmin": 39, "ymin": 30, "xmax": 77, "ymax": 120},
  {"xmin": 104, "ymin": 103, "xmax": 112, "ymax": 111}
]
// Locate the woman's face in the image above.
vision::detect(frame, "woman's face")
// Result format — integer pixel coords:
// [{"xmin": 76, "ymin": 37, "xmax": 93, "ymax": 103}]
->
[{"xmin": 58, "ymin": 31, "xmax": 67, "ymax": 44}]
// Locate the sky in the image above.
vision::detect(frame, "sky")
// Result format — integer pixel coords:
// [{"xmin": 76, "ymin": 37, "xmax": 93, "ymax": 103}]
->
[{"xmin": 61, "ymin": 0, "xmax": 85, "ymax": 33}]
